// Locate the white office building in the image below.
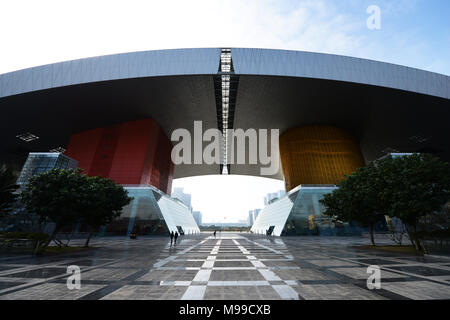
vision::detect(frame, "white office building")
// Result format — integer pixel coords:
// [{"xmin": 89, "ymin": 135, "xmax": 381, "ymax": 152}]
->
[{"xmin": 172, "ymin": 187, "xmax": 192, "ymax": 211}]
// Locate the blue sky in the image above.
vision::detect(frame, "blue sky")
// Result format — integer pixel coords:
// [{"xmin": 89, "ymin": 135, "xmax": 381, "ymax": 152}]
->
[
  {"xmin": 327, "ymin": 0, "xmax": 450, "ymax": 75},
  {"xmin": 1, "ymin": 0, "xmax": 448, "ymax": 222},
  {"xmin": 0, "ymin": 0, "xmax": 449, "ymax": 75}
]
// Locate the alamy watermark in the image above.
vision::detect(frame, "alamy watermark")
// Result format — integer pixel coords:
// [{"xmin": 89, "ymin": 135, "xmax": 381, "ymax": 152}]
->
[
  {"xmin": 367, "ymin": 5, "xmax": 381, "ymax": 30},
  {"xmin": 67, "ymin": 265, "xmax": 81, "ymax": 290},
  {"xmin": 171, "ymin": 121, "xmax": 280, "ymax": 176},
  {"xmin": 367, "ymin": 265, "xmax": 381, "ymax": 290}
]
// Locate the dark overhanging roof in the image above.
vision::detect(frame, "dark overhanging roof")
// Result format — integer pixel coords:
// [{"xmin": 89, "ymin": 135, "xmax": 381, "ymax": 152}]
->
[{"xmin": 0, "ymin": 48, "xmax": 449, "ymax": 180}]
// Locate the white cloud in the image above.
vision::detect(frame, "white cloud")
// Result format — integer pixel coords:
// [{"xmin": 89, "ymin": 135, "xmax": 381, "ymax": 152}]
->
[
  {"xmin": 0, "ymin": 0, "xmax": 363, "ymax": 73},
  {"xmin": 1, "ymin": 0, "xmax": 446, "ymax": 75}
]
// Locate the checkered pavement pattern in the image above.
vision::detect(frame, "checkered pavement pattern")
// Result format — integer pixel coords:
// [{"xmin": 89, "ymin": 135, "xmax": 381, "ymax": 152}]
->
[{"xmin": 0, "ymin": 233, "xmax": 449, "ymax": 300}]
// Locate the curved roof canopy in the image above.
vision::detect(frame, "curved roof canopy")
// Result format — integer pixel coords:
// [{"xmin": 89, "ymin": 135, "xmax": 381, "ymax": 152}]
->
[{"xmin": 0, "ymin": 48, "xmax": 449, "ymax": 179}]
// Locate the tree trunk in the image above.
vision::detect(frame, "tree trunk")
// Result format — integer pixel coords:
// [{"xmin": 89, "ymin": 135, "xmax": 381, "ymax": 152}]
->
[
  {"xmin": 415, "ymin": 238, "xmax": 423, "ymax": 252},
  {"xmin": 84, "ymin": 232, "xmax": 93, "ymax": 248},
  {"xmin": 406, "ymin": 224, "xmax": 417, "ymax": 248},
  {"xmin": 410, "ymin": 223, "xmax": 424, "ymax": 252},
  {"xmin": 32, "ymin": 240, "xmax": 42, "ymax": 256},
  {"xmin": 369, "ymin": 224, "xmax": 375, "ymax": 246},
  {"xmin": 37, "ymin": 225, "xmax": 61, "ymax": 255}
]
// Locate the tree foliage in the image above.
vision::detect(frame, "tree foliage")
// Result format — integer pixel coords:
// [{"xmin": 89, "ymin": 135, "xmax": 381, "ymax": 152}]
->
[
  {"xmin": 377, "ymin": 153, "xmax": 450, "ymax": 229},
  {"xmin": 20, "ymin": 168, "xmax": 132, "ymax": 251},
  {"xmin": 81, "ymin": 176, "xmax": 132, "ymax": 228},
  {"xmin": 21, "ymin": 169, "xmax": 89, "ymax": 230},
  {"xmin": 320, "ymin": 163, "xmax": 385, "ymax": 245},
  {"xmin": 320, "ymin": 153, "xmax": 450, "ymax": 248},
  {"xmin": 0, "ymin": 165, "xmax": 19, "ymax": 218},
  {"xmin": 80, "ymin": 176, "xmax": 133, "ymax": 246}
]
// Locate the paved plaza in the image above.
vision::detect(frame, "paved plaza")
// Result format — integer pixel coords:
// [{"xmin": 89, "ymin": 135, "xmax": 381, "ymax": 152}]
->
[{"xmin": 0, "ymin": 233, "xmax": 449, "ymax": 300}]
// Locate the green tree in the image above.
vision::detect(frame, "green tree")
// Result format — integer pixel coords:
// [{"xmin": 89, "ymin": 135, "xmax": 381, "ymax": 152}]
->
[
  {"xmin": 321, "ymin": 153, "xmax": 450, "ymax": 250},
  {"xmin": 21, "ymin": 169, "xmax": 133, "ymax": 252},
  {"xmin": 21, "ymin": 169, "xmax": 92, "ymax": 252},
  {"xmin": 320, "ymin": 163, "xmax": 385, "ymax": 245},
  {"xmin": 378, "ymin": 154, "xmax": 450, "ymax": 251},
  {"xmin": 0, "ymin": 165, "xmax": 19, "ymax": 218},
  {"xmin": 81, "ymin": 176, "xmax": 132, "ymax": 247}
]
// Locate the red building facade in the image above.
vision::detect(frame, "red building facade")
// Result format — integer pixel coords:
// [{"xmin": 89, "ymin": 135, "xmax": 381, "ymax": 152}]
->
[{"xmin": 65, "ymin": 119, "xmax": 174, "ymax": 195}]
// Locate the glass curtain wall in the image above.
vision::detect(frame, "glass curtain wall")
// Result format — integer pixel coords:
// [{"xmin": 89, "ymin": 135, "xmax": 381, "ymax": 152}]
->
[
  {"xmin": 251, "ymin": 185, "xmax": 365, "ymax": 236},
  {"xmin": 17, "ymin": 152, "xmax": 78, "ymax": 184},
  {"xmin": 105, "ymin": 186, "xmax": 200, "ymax": 236}
]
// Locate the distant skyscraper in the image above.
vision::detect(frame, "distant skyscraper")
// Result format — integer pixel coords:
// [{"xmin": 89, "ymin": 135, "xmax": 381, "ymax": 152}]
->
[
  {"xmin": 192, "ymin": 211, "xmax": 202, "ymax": 226},
  {"xmin": 172, "ymin": 187, "xmax": 192, "ymax": 210},
  {"xmin": 248, "ymin": 211, "xmax": 254, "ymax": 225},
  {"xmin": 264, "ymin": 190, "xmax": 286, "ymax": 206},
  {"xmin": 253, "ymin": 209, "xmax": 261, "ymax": 220},
  {"xmin": 248, "ymin": 208, "xmax": 261, "ymax": 226}
]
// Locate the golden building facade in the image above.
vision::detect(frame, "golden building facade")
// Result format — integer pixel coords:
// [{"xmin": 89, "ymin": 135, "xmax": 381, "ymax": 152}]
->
[{"xmin": 280, "ymin": 126, "xmax": 365, "ymax": 191}]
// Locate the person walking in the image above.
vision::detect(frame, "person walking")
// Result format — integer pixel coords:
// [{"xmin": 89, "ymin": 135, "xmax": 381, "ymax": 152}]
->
[
  {"xmin": 174, "ymin": 231, "xmax": 179, "ymax": 244},
  {"xmin": 170, "ymin": 231, "xmax": 174, "ymax": 245},
  {"xmin": 213, "ymin": 230, "xmax": 216, "ymax": 238}
]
